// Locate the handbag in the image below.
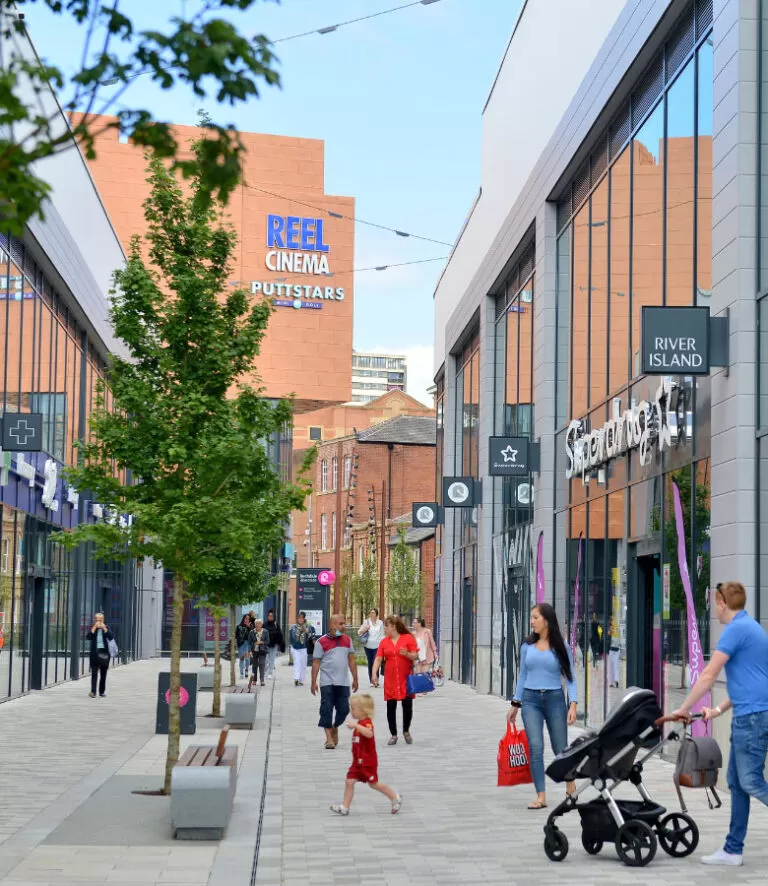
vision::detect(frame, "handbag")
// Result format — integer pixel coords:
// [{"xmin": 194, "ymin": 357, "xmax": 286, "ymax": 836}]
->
[
  {"xmin": 96, "ymin": 649, "xmax": 110, "ymax": 664},
  {"xmin": 359, "ymin": 620, "xmax": 370, "ymax": 644},
  {"xmin": 107, "ymin": 637, "xmax": 119, "ymax": 658},
  {"xmin": 406, "ymin": 672, "xmax": 434, "ymax": 695},
  {"xmin": 497, "ymin": 724, "xmax": 534, "ymax": 787}
]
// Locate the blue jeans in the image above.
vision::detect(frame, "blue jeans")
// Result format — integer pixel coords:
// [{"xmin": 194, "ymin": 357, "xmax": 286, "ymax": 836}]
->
[
  {"xmin": 520, "ymin": 688, "xmax": 569, "ymax": 794},
  {"xmin": 267, "ymin": 645, "xmax": 278, "ymax": 676},
  {"xmin": 724, "ymin": 711, "xmax": 768, "ymax": 855}
]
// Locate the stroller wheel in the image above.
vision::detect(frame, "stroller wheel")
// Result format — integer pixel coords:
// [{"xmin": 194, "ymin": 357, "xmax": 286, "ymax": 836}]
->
[
  {"xmin": 544, "ymin": 827, "xmax": 569, "ymax": 862},
  {"xmin": 581, "ymin": 833, "xmax": 603, "ymax": 855},
  {"xmin": 657, "ymin": 812, "xmax": 699, "ymax": 858},
  {"xmin": 615, "ymin": 820, "xmax": 657, "ymax": 867}
]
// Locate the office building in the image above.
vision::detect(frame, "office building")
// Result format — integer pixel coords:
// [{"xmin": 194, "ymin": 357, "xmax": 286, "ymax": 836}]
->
[{"xmin": 351, "ymin": 351, "xmax": 407, "ymax": 403}]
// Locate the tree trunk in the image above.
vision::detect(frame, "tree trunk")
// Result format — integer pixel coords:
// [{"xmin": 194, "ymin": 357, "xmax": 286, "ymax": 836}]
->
[
  {"xmin": 163, "ymin": 573, "xmax": 185, "ymax": 795},
  {"xmin": 212, "ymin": 613, "xmax": 222, "ymax": 717},
  {"xmin": 229, "ymin": 605, "xmax": 237, "ymax": 686}
]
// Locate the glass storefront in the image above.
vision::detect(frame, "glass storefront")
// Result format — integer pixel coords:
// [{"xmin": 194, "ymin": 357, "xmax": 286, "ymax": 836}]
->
[
  {"xmin": 554, "ymin": 14, "xmax": 713, "ymax": 726},
  {"xmin": 449, "ymin": 332, "xmax": 480, "ymax": 685},
  {"xmin": 491, "ymin": 245, "xmax": 535, "ymax": 699},
  {"xmin": 0, "ymin": 234, "xmax": 140, "ymax": 701}
]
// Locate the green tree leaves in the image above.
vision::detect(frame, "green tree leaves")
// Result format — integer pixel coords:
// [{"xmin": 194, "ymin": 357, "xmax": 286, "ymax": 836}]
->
[{"xmin": 0, "ymin": 0, "xmax": 280, "ymax": 234}]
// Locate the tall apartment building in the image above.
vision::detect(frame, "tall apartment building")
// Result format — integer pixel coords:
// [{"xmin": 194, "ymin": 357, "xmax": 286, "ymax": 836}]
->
[{"xmin": 351, "ymin": 351, "xmax": 407, "ymax": 403}]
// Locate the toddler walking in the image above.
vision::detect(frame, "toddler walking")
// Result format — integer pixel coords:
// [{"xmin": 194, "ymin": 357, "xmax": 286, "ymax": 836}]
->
[{"xmin": 330, "ymin": 694, "xmax": 402, "ymax": 816}]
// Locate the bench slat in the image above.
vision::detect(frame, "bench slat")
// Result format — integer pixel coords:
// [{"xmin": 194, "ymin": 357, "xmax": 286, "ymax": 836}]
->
[
  {"xmin": 189, "ymin": 748, "xmax": 213, "ymax": 766},
  {"xmin": 177, "ymin": 747, "xmax": 197, "ymax": 766},
  {"xmin": 218, "ymin": 747, "xmax": 237, "ymax": 767}
]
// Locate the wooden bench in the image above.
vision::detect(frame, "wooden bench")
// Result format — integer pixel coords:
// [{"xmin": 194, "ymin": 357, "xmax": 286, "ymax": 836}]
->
[
  {"xmin": 225, "ymin": 686, "xmax": 256, "ymax": 729},
  {"xmin": 171, "ymin": 728, "xmax": 238, "ymax": 840}
]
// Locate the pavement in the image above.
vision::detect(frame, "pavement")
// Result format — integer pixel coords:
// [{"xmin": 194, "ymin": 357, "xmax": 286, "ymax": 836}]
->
[{"xmin": 0, "ymin": 657, "xmax": 767, "ymax": 886}]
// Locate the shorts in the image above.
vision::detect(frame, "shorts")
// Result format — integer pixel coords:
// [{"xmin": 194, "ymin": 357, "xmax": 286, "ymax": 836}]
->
[
  {"xmin": 318, "ymin": 684, "xmax": 351, "ymax": 729},
  {"xmin": 347, "ymin": 763, "xmax": 378, "ymax": 784}
]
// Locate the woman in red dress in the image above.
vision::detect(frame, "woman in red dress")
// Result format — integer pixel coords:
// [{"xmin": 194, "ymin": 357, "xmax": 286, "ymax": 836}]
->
[{"xmin": 371, "ymin": 616, "xmax": 419, "ymax": 745}]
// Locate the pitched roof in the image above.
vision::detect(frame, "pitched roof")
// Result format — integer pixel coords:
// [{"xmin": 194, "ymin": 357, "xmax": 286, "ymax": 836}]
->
[
  {"xmin": 388, "ymin": 526, "xmax": 436, "ymax": 547},
  {"xmin": 355, "ymin": 415, "xmax": 436, "ymax": 446}
]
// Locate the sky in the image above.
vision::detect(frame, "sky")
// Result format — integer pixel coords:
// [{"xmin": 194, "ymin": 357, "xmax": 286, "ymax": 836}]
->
[{"xmin": 26, "ymin": 0, "xmax": 523, "ymax": 404}]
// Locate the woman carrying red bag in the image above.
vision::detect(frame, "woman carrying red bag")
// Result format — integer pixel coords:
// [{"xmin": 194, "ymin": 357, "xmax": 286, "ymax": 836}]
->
[{"xmin": 506, "ymin": 602, "xmax": 578, "ymax": 809}]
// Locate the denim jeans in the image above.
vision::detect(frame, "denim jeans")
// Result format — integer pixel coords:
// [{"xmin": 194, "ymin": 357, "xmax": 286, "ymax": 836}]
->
[
  {"xmin": 724, "ymin": 710, "xmax": 768, "ymax": 855},
  {"xmin": 520, "ymin": 688, "xmax": 569, "ymax": 793},
  {"xmin": 267, "ymin": 645, "xmax": 278, "ymax": 676},
  {"xmin": 318, "ymin": 684, "xmax": 350, "ymax": 728}
]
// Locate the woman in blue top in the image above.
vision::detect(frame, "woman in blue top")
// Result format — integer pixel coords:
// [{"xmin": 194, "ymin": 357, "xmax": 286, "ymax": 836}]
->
[{"xmin": 506, "ymin": 602, "xmax": 578, "ymax": 809}]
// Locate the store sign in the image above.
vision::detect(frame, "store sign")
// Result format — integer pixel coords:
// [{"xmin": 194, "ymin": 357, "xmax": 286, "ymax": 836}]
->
[
  {"xmin": 565, "ymin": 378, "xmax": 674, "ymax": 482},
  {"xmin": 641, "ymin": 306, "xmax": 710, "ymax": 375},
  {"xmin": 442, "ymin": 476, "xmax": 477, "ymax": 508},
  {"xmin": 15, "ymin": 454, "xmax": 36, "ymax": 487},
  {"xmin": 489, "ymin": 437, "xmax": 531, "ymax": 476},
  {"xmin": 266, "ymin": 215, "xmax": 331, "ymax": 276},
  {"xmin": 2, "ymin": 413, "xmax": 43, "ymax": 452},
  {"xmin": 42, "ymin": 458, "xmax": 58, "ymax": 511},
  {"xmin": 250, "ymin": 281, "xmax": 344, "ymax": 305},
  {"xmin": 412, "ymin": 502, "xmax": 440, "ymax": 528}
]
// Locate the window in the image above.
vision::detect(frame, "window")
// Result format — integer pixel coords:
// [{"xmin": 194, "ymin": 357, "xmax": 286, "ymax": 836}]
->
[
  {"xmin": 1, "ymin": 537, "xmax": 8, "ymax": 573},
  {"xmin": 332, "ymin": 456, "xmax": 338, "ymax": 492},
  {"xmin": 343, "ymin": 523, "xmax": 351, "ymax": 547},
  {"xmin": 321, "ymin": 513, "xmax": 328, "ymax": 550},
  {"xmin": 309, "ymin": 426, "xmax": 322, "ymax": 441},
  {"xmin": 343, "ymin": 456, "xmax": 352, "ymax": 489},
  {"xmin": 321, "ymin": 459, "xmax": 328, "ymax": 493},
  {"xmin": 331, "ymin": 512, "xmax": 337, "ymax": 549},
  {"xmin": 359, "ymin": 544, "xmax": 365, "ymax": 573}
]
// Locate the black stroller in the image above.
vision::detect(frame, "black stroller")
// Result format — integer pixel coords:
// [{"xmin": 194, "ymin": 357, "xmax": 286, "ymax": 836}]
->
[{"xmin": 542, "ymin": 687, "xmax": 701, "ymax": 867}]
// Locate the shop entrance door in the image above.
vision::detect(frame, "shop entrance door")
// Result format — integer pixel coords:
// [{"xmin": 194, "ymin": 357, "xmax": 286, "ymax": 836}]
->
[{"xmin": 627, "ymin": 552, "xmax": 661, "ymax": 699}]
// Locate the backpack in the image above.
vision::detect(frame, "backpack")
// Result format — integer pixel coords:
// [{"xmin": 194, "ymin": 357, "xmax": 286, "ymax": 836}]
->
[{"xmin": 673, "ymin": 734, "xmax": 722, "ymax": 812}]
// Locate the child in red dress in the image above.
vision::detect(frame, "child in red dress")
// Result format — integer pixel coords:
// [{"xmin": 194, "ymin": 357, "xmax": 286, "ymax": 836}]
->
[{"xmin": 330, "ymin": 694, "xmax": 402, "ymax": 816}]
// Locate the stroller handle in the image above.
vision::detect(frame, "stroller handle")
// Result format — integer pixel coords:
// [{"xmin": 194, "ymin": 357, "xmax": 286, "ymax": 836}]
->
[{"xmin": 655, "ymin": 712, "xmax": 705, "ymax": 726}]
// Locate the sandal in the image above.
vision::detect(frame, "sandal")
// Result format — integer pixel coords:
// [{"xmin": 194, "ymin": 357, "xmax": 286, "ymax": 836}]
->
[
  {"xmin": 325, "ymin": 741, "xmax": 336, "ymax": 749},
  {"xmin": 527, "ymin": 800, "xmax": 547, "ymax": 810}
]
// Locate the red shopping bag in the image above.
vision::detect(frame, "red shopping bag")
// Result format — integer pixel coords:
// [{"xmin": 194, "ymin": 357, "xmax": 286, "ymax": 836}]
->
[{"xmin": 497, "ymin": 723, "xmax": 534, "ymax": 787}]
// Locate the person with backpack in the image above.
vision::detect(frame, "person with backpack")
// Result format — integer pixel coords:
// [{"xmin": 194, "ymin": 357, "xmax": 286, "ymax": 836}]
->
[
  {"xmin": 265, "ymin": 609, "xmax": 285, "ymax": 679},
  {"xmin": 671, "ymin": 581, "xmax": 768, "ymax": 867},
  {"xmin": 235, "ymin": 614, "xmax": 252, "ymax": 679},
  {"xmin": 289, "ymin": 611, "xmax": 316, "ymax": 686}
]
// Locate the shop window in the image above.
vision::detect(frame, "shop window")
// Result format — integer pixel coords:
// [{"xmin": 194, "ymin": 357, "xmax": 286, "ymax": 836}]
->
[
  {"xmin": 590, "ymin": 181, "xmax": 609, "ymax": 405},
  {"xmin": 556, "ymin": 230, "xmax": 570, "ymax": 426},
  {"xmin": 666, "ymin": 60, "xmax": 695, "ymax": 308},
  {"xmin": 609, "ymin": 149, "xmax": 631, "ymax": 394},
  {"xmin": 571, "ymin": 204, "xmax": 589, "ymax": 416}
]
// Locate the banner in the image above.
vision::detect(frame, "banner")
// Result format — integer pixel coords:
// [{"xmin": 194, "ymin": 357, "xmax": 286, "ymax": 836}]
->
[
  {"xmin": 672, "ymin": 481, "xmax": 710, "ymax": 736},
  {"xmin": 536, "ymin": 532, "xmax": 545, "ymax": 604},
  {"xmin": 570, "ymin": 533, "xmax": 583, "ymax": 657}
]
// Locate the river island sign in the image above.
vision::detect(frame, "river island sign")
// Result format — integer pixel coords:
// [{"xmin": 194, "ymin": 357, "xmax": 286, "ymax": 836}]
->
[{"xmin": 641, "ymin": 306, "xmax": 710, "ymax": 375}]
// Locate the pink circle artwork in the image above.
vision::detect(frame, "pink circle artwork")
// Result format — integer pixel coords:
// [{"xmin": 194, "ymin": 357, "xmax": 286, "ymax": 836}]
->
[
  {"xmin": 318, "ymin": 570, "xmax": 334, "ymax": 585},
  {"xmin": 165, "ymin": 686, "xmax": 190, "ymax": 707}
]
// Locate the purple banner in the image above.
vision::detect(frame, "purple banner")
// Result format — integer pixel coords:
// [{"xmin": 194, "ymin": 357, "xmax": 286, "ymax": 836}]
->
[
  {"xmin": 570, "ymin": 533, "xmax": 583, "ymax": 657},
  {"xmin": 536, "ymin": 532, "xmax": 545, "ymax": 604},
  {"xmin": 672, "ymin": 481, "xmax": 710, "ymax": 736}
]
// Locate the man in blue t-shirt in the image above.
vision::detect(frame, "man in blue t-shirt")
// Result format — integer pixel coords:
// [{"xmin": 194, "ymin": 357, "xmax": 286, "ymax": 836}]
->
[{"xmin": 672, "ymin": 581, "xmax": 768, "ymax": 867}]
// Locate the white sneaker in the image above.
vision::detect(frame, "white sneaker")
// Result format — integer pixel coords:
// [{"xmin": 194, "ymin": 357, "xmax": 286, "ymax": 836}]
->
[{"xmin": 702, "ymin": 849, "xmax": 743, "ymax": 866}]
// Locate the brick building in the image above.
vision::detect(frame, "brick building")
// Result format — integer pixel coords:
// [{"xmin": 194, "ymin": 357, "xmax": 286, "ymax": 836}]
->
[{"xmin": 292, "ymin": 414, "xmax": 437, "ymax": 632}]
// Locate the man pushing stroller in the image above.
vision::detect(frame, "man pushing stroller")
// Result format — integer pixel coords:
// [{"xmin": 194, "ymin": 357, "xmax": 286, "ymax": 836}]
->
[{"xmin": 671, "ymin": 581, "xmax": 768, "ymax": 867}]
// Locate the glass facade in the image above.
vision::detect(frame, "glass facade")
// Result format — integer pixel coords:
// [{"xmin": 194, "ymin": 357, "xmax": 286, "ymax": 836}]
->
[
  {"xmin": 0, "ymin": 233, "xmax": 141, "ymax": 701},
  {"xmin": 491, "ymin": 246, "xmax": 535, "ymax": 698},
  {"xmin": 555, "ymin": 15, "xmax": 713, "ymax": 726},
  {"xmin": 449, "ymin": 332, "xmax": 480, "ymax": 684}
]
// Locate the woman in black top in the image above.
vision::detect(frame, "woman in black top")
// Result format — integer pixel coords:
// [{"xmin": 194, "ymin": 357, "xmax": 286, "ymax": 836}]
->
[
  {"xmin": 265, "ymin": 609, "xmax": 284, "ymax": 679},
  {"xmin": 86, "ymin": 613, "xmax": 114, "ymax": 698}
]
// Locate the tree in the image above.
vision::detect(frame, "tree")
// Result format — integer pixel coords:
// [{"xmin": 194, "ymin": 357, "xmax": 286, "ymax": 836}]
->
[
  {"xmin": 0, "ymin": 0, "xmax": 280, "ymax": 236},
  {"xmin": 54, "ymin": 148, "xmax": 309, "ymax": 794},
  {"xmin": 350, "ymin": 554, "xmax": 378, "ymax": 620},
  {"xmin": 387, "ymin": 526, "xmax": 422, "ymax": 617},
  {"xmin": 192, "ymin": 546, "xmax": 283, "ymax": 716}
]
